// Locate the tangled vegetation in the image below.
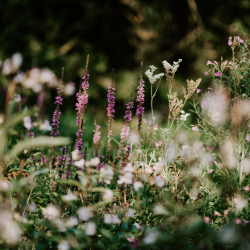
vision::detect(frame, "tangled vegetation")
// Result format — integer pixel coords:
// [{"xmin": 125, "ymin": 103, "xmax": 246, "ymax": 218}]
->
[{"xmin": 0, "ymin": 36, "xmax": 250, "ymax": 249}]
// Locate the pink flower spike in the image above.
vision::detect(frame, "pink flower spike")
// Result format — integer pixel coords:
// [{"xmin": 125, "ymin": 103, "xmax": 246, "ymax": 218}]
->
[
  {"xmin": 214, "ymin": 211, "xmax": 221, "ymax": 217},
  {"xmin": 196, "ymin": 88, "xmax": 202, "ymax": 93},
  {"xmin": 204, "ymin": 217, "xmax": 210, "ymax": 224},
  {"xmin": 154, "ymin": 124, "xmax": 158, "ymax": 131},
  {"xmin": 214, "ymin": 71, "xmax": 222, "ymax": 77},
  {"xmin": 206, "ymin": 60, "xmax": 212, "ymax": 66},
  {"xmin": 235, "ymin": 218, "xmax": 242, "ymax": 224}
]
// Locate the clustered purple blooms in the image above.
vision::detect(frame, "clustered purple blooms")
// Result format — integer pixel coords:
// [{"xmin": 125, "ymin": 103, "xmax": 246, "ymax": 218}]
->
[
  {"xmin": 41, "ymin": 155, "xmax": 47, "ymax": 165},
  {"xmin": 124, "ymin": 99, "xmax": 133, "ymax": 123},
  {"xmin": 76, "ymin": 73, "xmax": 89, "ymax": 127},
  {"xmin": 75, "ymin": 73, "xmax": 89, "ymax": 152},
  {"xmin": 51, "ymin": 86, "xmax": 64, "ymax": 138},
  {"xmin": 120, "ymin": 99, "xmax": 133, "ymax": 141},
  {"xmin": 106, "ymin": 80, "xmax": 115, "ymax": 156},
  {"xmin": 136, "ymin": 78, "xmax": 145, "ymax": 133},
  {"xmin": 107, "ymin": 84, "xmax": 115, "ymax": 122},
  {"xmin": 27, "ymin": 125, "xmax": 34, "ymax": 139}
]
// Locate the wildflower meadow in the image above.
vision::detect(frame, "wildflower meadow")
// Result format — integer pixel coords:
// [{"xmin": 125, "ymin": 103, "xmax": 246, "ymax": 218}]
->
[{"xmin": 1, "ymin": 35, "xmax": 250, "ymax": 250}]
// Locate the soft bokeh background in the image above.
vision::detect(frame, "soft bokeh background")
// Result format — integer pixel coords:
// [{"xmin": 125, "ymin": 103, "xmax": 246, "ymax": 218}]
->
[{"xmin": 0, "ymin": 0, "xmax": 249, "ymax": 143}]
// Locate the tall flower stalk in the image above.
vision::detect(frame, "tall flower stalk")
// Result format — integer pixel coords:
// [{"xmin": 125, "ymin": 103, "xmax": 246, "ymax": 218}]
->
[
  {"xmin": 93, "ymin": 114, "xmax": 101, "ymax": 157},
  {"xmin": 116, "ymin": 84, "xmax": 134, "ymax": 160},
  {"xmin": 106, "ymin": 70, "xmax": 115, "ymax": 159},
  {"xmin": 51, "ymin": 68, "xmax": 64, "ymax": 151},
  {"xmin": 75, "ymin": 56, "xmax": 89, "ymax": 154},
  {"xmin": 136, "ymin": 62, "xmax": 145, "ymax": 134}
]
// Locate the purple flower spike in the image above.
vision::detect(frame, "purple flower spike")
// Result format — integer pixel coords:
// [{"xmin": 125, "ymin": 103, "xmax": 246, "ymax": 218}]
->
[
  {"xmin": 75, "ymin": 56, "xmax": 90, "ymax": 153},
  {"xmin": 51, "ymin": 82, "xmax": 64, "ymax": 139},
  {"xmin": 116, "ymin": 84, "xmax": 134, "ymax": 160},
  {"xmin": 106, "ymin": 70, "xmax": 115, "ymax": 158},
  {"xmin": 41, "ymin": 155, "xmax": 47, "ymax": 165},
  {"xmin": 136, "ymin": 63, "xmax": 145, "ymax": 134}
]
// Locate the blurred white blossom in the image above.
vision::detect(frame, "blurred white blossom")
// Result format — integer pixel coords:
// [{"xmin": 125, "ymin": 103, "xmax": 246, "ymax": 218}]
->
[
  {"xmin": 78, "ymin": 207, "xmax": 93, "ymax": 221},
  {"xmin": 85, "ymin": 222, "xmax": 96, "ymax": 235}
]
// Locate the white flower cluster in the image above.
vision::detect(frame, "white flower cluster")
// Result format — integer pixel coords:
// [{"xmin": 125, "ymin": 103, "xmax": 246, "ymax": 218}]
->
[
  {"xmin": 179, "ymin": 110, "xmax": 190, "ymax": 121},
  {"xmin": 104, "ymin": 213, "xmax": 121, "ymax": 224},
  {"xmin": 145, "ymin": 65, "xmax": 164, "ymax": 84},
  {"xmin": 99, "ymin": 165, "xmax": 114, "ymax": 184},
  {"xmin": 162, "ymin": 59, "xmax": 182, "ymax": 74},
  {"xmin": 117, "ymin": 162, "xmax": 135, "ymax": 185}
]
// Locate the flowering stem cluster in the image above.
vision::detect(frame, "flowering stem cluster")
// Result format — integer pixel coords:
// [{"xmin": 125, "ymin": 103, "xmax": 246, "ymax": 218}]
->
[
  {"xmin": 75, "ymin": 56, "xmax": 89, "ymax": 153},
  {"xmin": 106, "ymin": 70, "xmax": 115, "ymax": 159},
  {"xmin": 116, "ymin": 84, "xmax": 134, "ymax": 160},
  {"xmin": 136, "ymin": 63, "xmax": 145, "ymax": 134}
]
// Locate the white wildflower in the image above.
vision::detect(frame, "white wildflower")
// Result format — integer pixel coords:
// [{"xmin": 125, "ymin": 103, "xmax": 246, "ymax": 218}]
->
[
  {"xmin": 23, "ymin": 116, "xmax": 32, "ymax": 129},
  {"xmin": 85, "ymin": 222, "xmax": 96, "ymax": 235},
  {"xmin": 99, "ymin": 165, "xmax": 114, "ymax": 184},
  {"xmin": 78, "ymin": 207, "xmax": 93, "ymax": 221},
  {"xmin": 162, "ymin": 60, "xmax": 172, "ymax": 71},
  {"xmin": 64, "ymin": 82, "xmax": 75, "ymax": 96},
  {"xmin": 125, "ymin": 208, "xmax": 135, "ymax": 218},
  {"xmin": 11, "ymin": 53, "xmax": 22, "ymax": 69},
  {"xmin": 179, "ymin": 110, "xmax": 190, "ymax": 121},
  {"xmin": 133, "ymin": 181, "xmax": 143, "ymax": 191},
  {"xmin": 103, "ymin": 189, "xmax": 113, "ymax": 200},
  {"xmin": 104, "ymin": 214, "xmax": 113, "ymax": 224},
  {"xmin": 112, "ymin": 215, "xmax": 121, "ymax": 224},
  {"xmin": 154, "ymin": 204, "xmax": 167, "ymax": 215},
  {"xmin": 62, "ymin": 192, "xmax": 77, "ymax": 201},
  {"xmin": 65, "ymin": 217, "xmax": 78, "ymax": 228},
  {"xmin": 58, "ymin": 240, "xmax": 70, "ymax": 250},
  {"xmin": 44, "ymin": 205, "xmax": 60, "ymax": 220},
  {"xmin": 155, "ymin": 176, "xmax": 164, "ymax": 187},
  {"xmin": 117, "ymin": 172, "xmax": 133, "ymax": 185},
  {"xmin": 39, "ymin": 119, "xmax": 52, "ymax": 131},
  {"xmin": 143, "ymin": 231, "xmax": 158, "ymax": 244},
  {"xmin": 145, "ymin": 67, "xmax": 164, "ymax": 84},
  {"xmin": 149, "ymin": 65, "xmax": 157, "ymax": 72},
  {"xmin": 123, "ymin": 162, "xmax": 135, "ymax": 173},
  {"xmin": 72, "ymin": 149, "xmax": 80, "ymax": 161},
  {"xmin": 74, "ymin": 159, "xmax": 85, "ymax": 169}
]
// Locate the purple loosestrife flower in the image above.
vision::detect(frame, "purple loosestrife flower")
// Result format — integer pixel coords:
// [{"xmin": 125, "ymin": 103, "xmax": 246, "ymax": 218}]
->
[
  {"xmin": 116, "ymin": 85, "xmax": 134, "ymax": 160},
  {"xmin": 136, "ymin": 63, "xmax": 145, "ymax": 134},
  {"xmin": 106, "ymin": 71, "xmax": 115, "ymax": 158},
  {"xmin": 41, "ymin": 155, "xmax": 47, "ymax": 165},
  {"xmin": 93, "ymin": 116, "xmax": 101, "ymax": 156},
  {"xmin": 75, "ymin": 56, "xmax": 89, "ymax": 153},
  {"xmin": 51, "ymin": 85, "xmax": 64, "ymax": 138}
]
